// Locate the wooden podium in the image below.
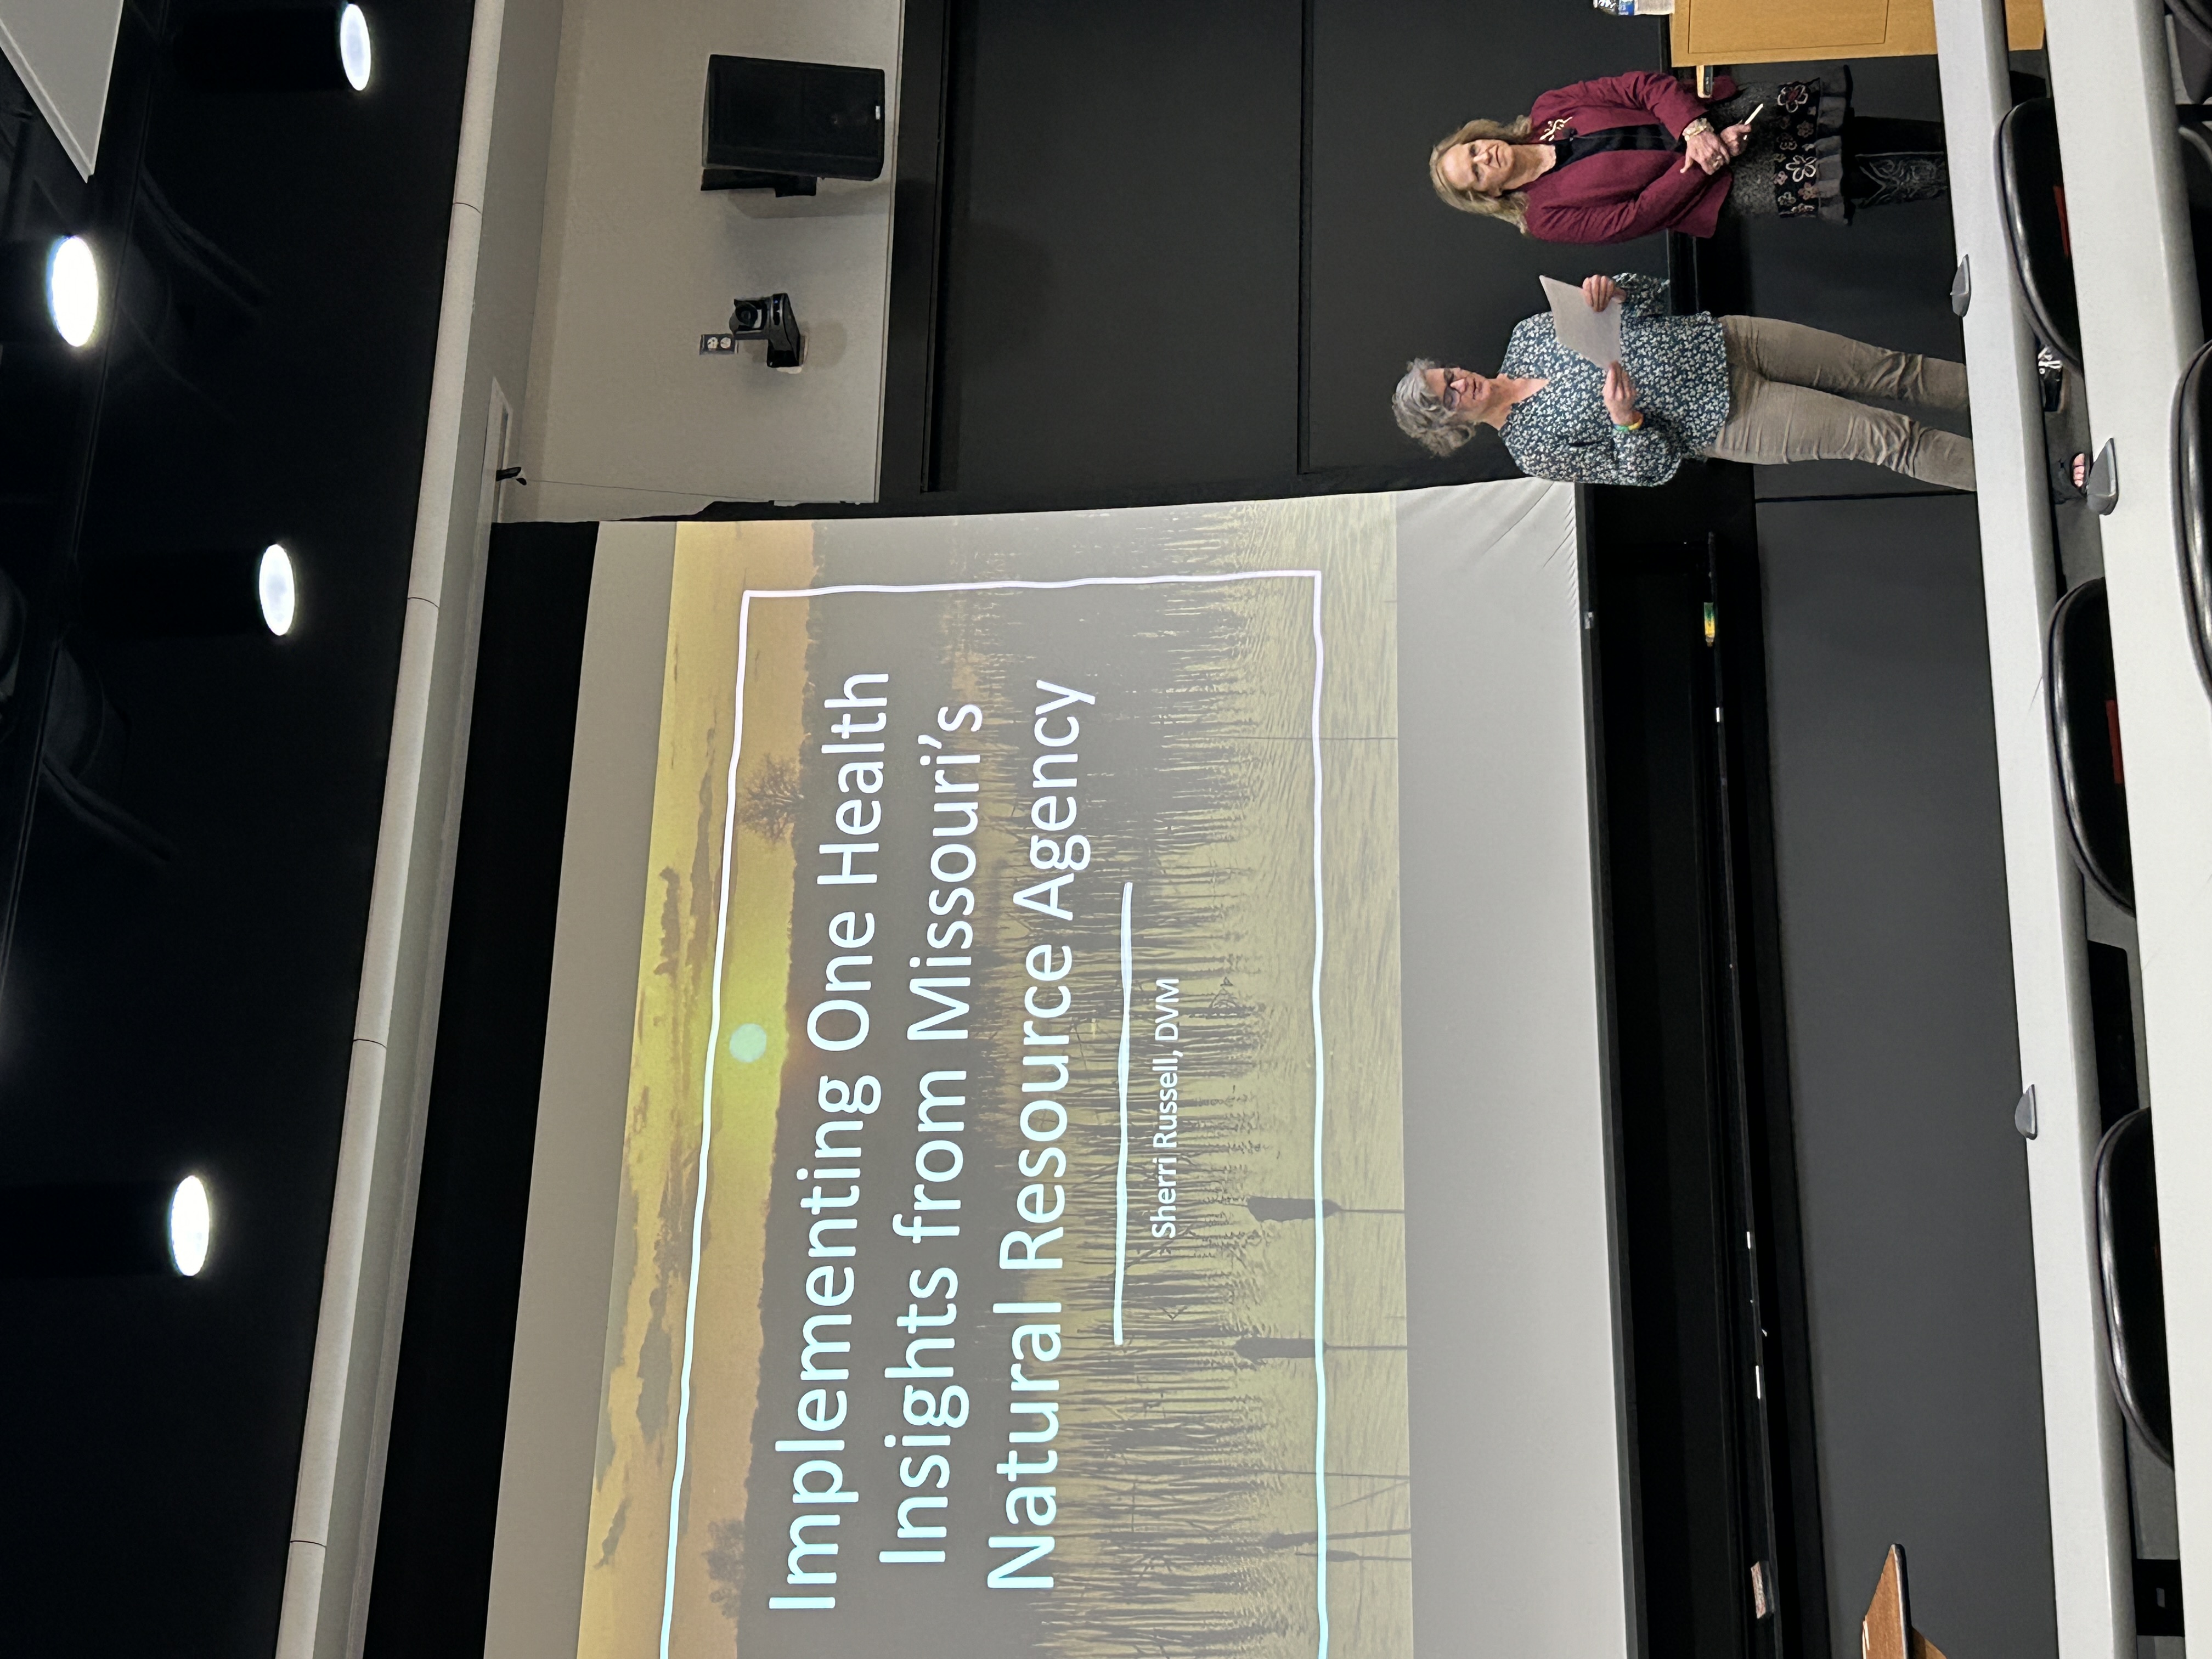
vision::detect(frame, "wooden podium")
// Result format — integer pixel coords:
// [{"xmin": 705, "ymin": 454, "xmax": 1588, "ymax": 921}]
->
[
  {"xmin": 1668, "ymin": 0, "xmax": 2045, "ymax": 67},
  {"xmin": 1862, "ymin": 1544, "xmax": 1950, "ymax": 1659}
]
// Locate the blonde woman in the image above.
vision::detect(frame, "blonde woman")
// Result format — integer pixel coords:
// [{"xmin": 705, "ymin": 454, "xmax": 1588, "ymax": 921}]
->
[{"xmin": 1430, "ymin": 70, "xmax": 1944, "ymax": 244}]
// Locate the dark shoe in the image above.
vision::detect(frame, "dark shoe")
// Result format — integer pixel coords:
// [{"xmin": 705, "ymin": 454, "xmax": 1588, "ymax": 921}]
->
[{"xmin": 2037, "ymin": 345, "xmax": 2067, "ymax": 414}]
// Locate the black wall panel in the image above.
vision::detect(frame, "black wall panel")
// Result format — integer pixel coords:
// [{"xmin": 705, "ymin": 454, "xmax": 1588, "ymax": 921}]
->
[
  {"xmin": 364, "ymin": 526, "xmax": 597, "ymax": 1659},
  {"xmin": 932, "ymin": 0, "xmax": 1304, "ymax": 494},
  {"xmin": 1758, "ymin": 497, "xmax": 2058, "ymax": 1659},
  {"xmin": 907, "ymin": 1, "xmax": 1673, "ymax": 499}
]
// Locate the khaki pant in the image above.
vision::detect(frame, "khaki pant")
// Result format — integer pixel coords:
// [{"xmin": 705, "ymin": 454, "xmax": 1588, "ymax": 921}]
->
[{"xmin": 1700, "ymin": 314, "xmax": 1976, "ymax": 490}]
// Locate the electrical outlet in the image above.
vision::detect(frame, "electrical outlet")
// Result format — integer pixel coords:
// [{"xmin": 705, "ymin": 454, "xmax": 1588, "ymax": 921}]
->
[{"xmin": 700, "ymin": 333, "xmax": 738, "ymax": 354}]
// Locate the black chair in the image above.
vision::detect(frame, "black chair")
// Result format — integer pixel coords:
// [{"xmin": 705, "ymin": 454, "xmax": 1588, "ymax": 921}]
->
[
  {"xmin": 2176, "ymin": 115, "xmax": 2212, "ymax": 341},
  {"xmin": 2096, "ymin": 1109, "xmax": 2173, "ymax": 1465},
  {"xmin": 2046, "ymin": 578, "xmax": 2134, "ymax": 912},
  {"xmin": 1999, "ymin": 98, "xmax": 2083, "ymax": 371}
]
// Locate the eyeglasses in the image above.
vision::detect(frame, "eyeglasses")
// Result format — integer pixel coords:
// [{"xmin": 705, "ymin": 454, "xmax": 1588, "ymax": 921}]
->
[{"xmin": 1439, "ymin": 372, "xmax": 1476, "ymax": 413}]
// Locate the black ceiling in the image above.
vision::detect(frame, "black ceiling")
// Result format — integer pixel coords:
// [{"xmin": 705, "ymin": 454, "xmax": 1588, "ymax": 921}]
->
[{"xmin": 0, "ymin": 3, "xmax": 475, "ymax": 1653}]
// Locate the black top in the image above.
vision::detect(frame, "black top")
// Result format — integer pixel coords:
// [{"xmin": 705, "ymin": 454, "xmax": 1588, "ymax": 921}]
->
[{"xmin": 1549, "ymin": 125, "xmax": 1685, "ymax": 170}]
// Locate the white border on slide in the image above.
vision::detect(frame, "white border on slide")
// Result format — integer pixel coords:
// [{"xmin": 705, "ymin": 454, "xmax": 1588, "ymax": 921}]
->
[{"xmin": 654, "ymin": 571, "xmax": 1332, "ymax": 1657}]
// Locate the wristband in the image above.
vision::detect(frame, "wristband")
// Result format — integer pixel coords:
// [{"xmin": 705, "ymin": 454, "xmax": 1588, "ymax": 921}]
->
[{"xmin": 1613, "ymin": 414, "xmax": 1644, "ymax": 432}]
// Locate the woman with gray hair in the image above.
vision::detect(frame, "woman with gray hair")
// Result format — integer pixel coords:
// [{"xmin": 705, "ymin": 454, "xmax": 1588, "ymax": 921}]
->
[{"xmin": 1393, "ymin": 272, "xmax": 1972, "ymax": 490}]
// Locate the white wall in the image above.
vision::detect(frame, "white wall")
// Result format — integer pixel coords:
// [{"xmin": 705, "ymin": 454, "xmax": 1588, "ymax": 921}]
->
[
  {"xmin": 0, "ymin": 0, "xmax": 123, "ymax": 177},
  {"xmin": 515, "ymin": 0, "xmax": 903, "ymax": 521}
]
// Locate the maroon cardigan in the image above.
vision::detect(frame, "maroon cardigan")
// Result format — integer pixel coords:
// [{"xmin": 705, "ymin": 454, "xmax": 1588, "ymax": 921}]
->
[{"xmin": 1517, "ymin": 71, "xmax": 1740, "ymax": 244}]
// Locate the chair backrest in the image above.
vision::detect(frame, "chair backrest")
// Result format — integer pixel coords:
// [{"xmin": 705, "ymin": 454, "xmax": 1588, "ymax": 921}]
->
[
  {"xmin": 2173, "ymin": 340, "xmax": 2212, "ymax": 696},
  {"xmin": 1998, "ymin": 98, "xmax": 2083, "ymax": 369},
  {"xmin": 2176, "ymin": 122, "xmax": 2212, "ymax": 334},
  {"xmin": 2174, "ymin": 0, "xmax": 2212, "ymax": 48},
  {"xmin": 2095, "ymin": 1109, "xmax": 2174, "ymax": 1464},
  {"xmin": 2174, "ymin": 0, "xmax": 2212, "ymax": 101},
  {"xmin": 2045, "ymin": 578, "xmax": 2135, "ymax": 911}
]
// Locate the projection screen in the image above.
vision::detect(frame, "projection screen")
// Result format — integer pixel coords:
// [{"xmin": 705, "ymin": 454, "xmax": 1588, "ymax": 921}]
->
[{"xmin": 483, "ymin": 480, "xmax": 1629, "ymax": 1659}]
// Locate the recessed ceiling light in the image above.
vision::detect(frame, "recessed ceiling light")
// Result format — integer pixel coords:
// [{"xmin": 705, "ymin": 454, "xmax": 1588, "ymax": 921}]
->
[
  {"xmin": 46, "ymin": 236, "xmax": 97, "ymax": 348},
  {"xmin": 338, "ymin": 5, "xmax": 371, "ymax": 92},
  {"xmin": 258, "ymin": 544, "xmax": 296, "ymax": 636},
  {"xmin": 168, "ymin": 1176, "xmax": 211, "ymax": 1277}
]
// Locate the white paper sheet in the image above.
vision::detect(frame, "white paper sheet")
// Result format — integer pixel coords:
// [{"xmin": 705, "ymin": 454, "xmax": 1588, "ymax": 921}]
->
[{"xmin": 1541, "ymin": 276, "xmax": 1624, "ymax": 367}]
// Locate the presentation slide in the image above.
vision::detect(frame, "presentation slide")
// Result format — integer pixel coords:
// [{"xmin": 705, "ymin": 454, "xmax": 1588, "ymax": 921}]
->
[
  {"xmin": 537, "ymin": 481, "xmax": 1621, "ymax": 1659},
  {"xmin": 588, "ymin": 499, "xmax": 1406, "ymax": 1659}
]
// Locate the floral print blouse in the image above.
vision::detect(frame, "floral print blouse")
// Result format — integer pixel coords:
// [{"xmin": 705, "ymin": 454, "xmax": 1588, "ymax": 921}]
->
[{"xmin": 1498, "ymin": 273, "xmax": 1731, "ymax": 487}]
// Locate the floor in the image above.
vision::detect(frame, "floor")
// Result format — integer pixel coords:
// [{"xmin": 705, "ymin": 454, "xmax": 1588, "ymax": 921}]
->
[
  {"xmin": 1739, "ymin": 55, "xmax": 2062, "ymax": 1657},
  {"xmin": 1759, "ymin": 496, "xmax": 2058, "ymax": 1659}
]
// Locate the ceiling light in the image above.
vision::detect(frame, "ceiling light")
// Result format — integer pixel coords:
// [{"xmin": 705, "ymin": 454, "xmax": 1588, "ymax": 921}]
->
[
  {"xmin": 168, "ymin": 1177, "xmax": 212, "ymax": 1276},
  {"xmin": 46, "ymin": 236, "xmax": 98, "ymax": 347},
  {"xmin": 258, "ymin": 544, "xmax": 296, "ymax": 635},
  {"xmin": 0, "ymin": 235, "xmax": 99, "ymax": 348},
  {"xmin": 338, "ymin": 5, "xmax": 371, "ymax": 91}
]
